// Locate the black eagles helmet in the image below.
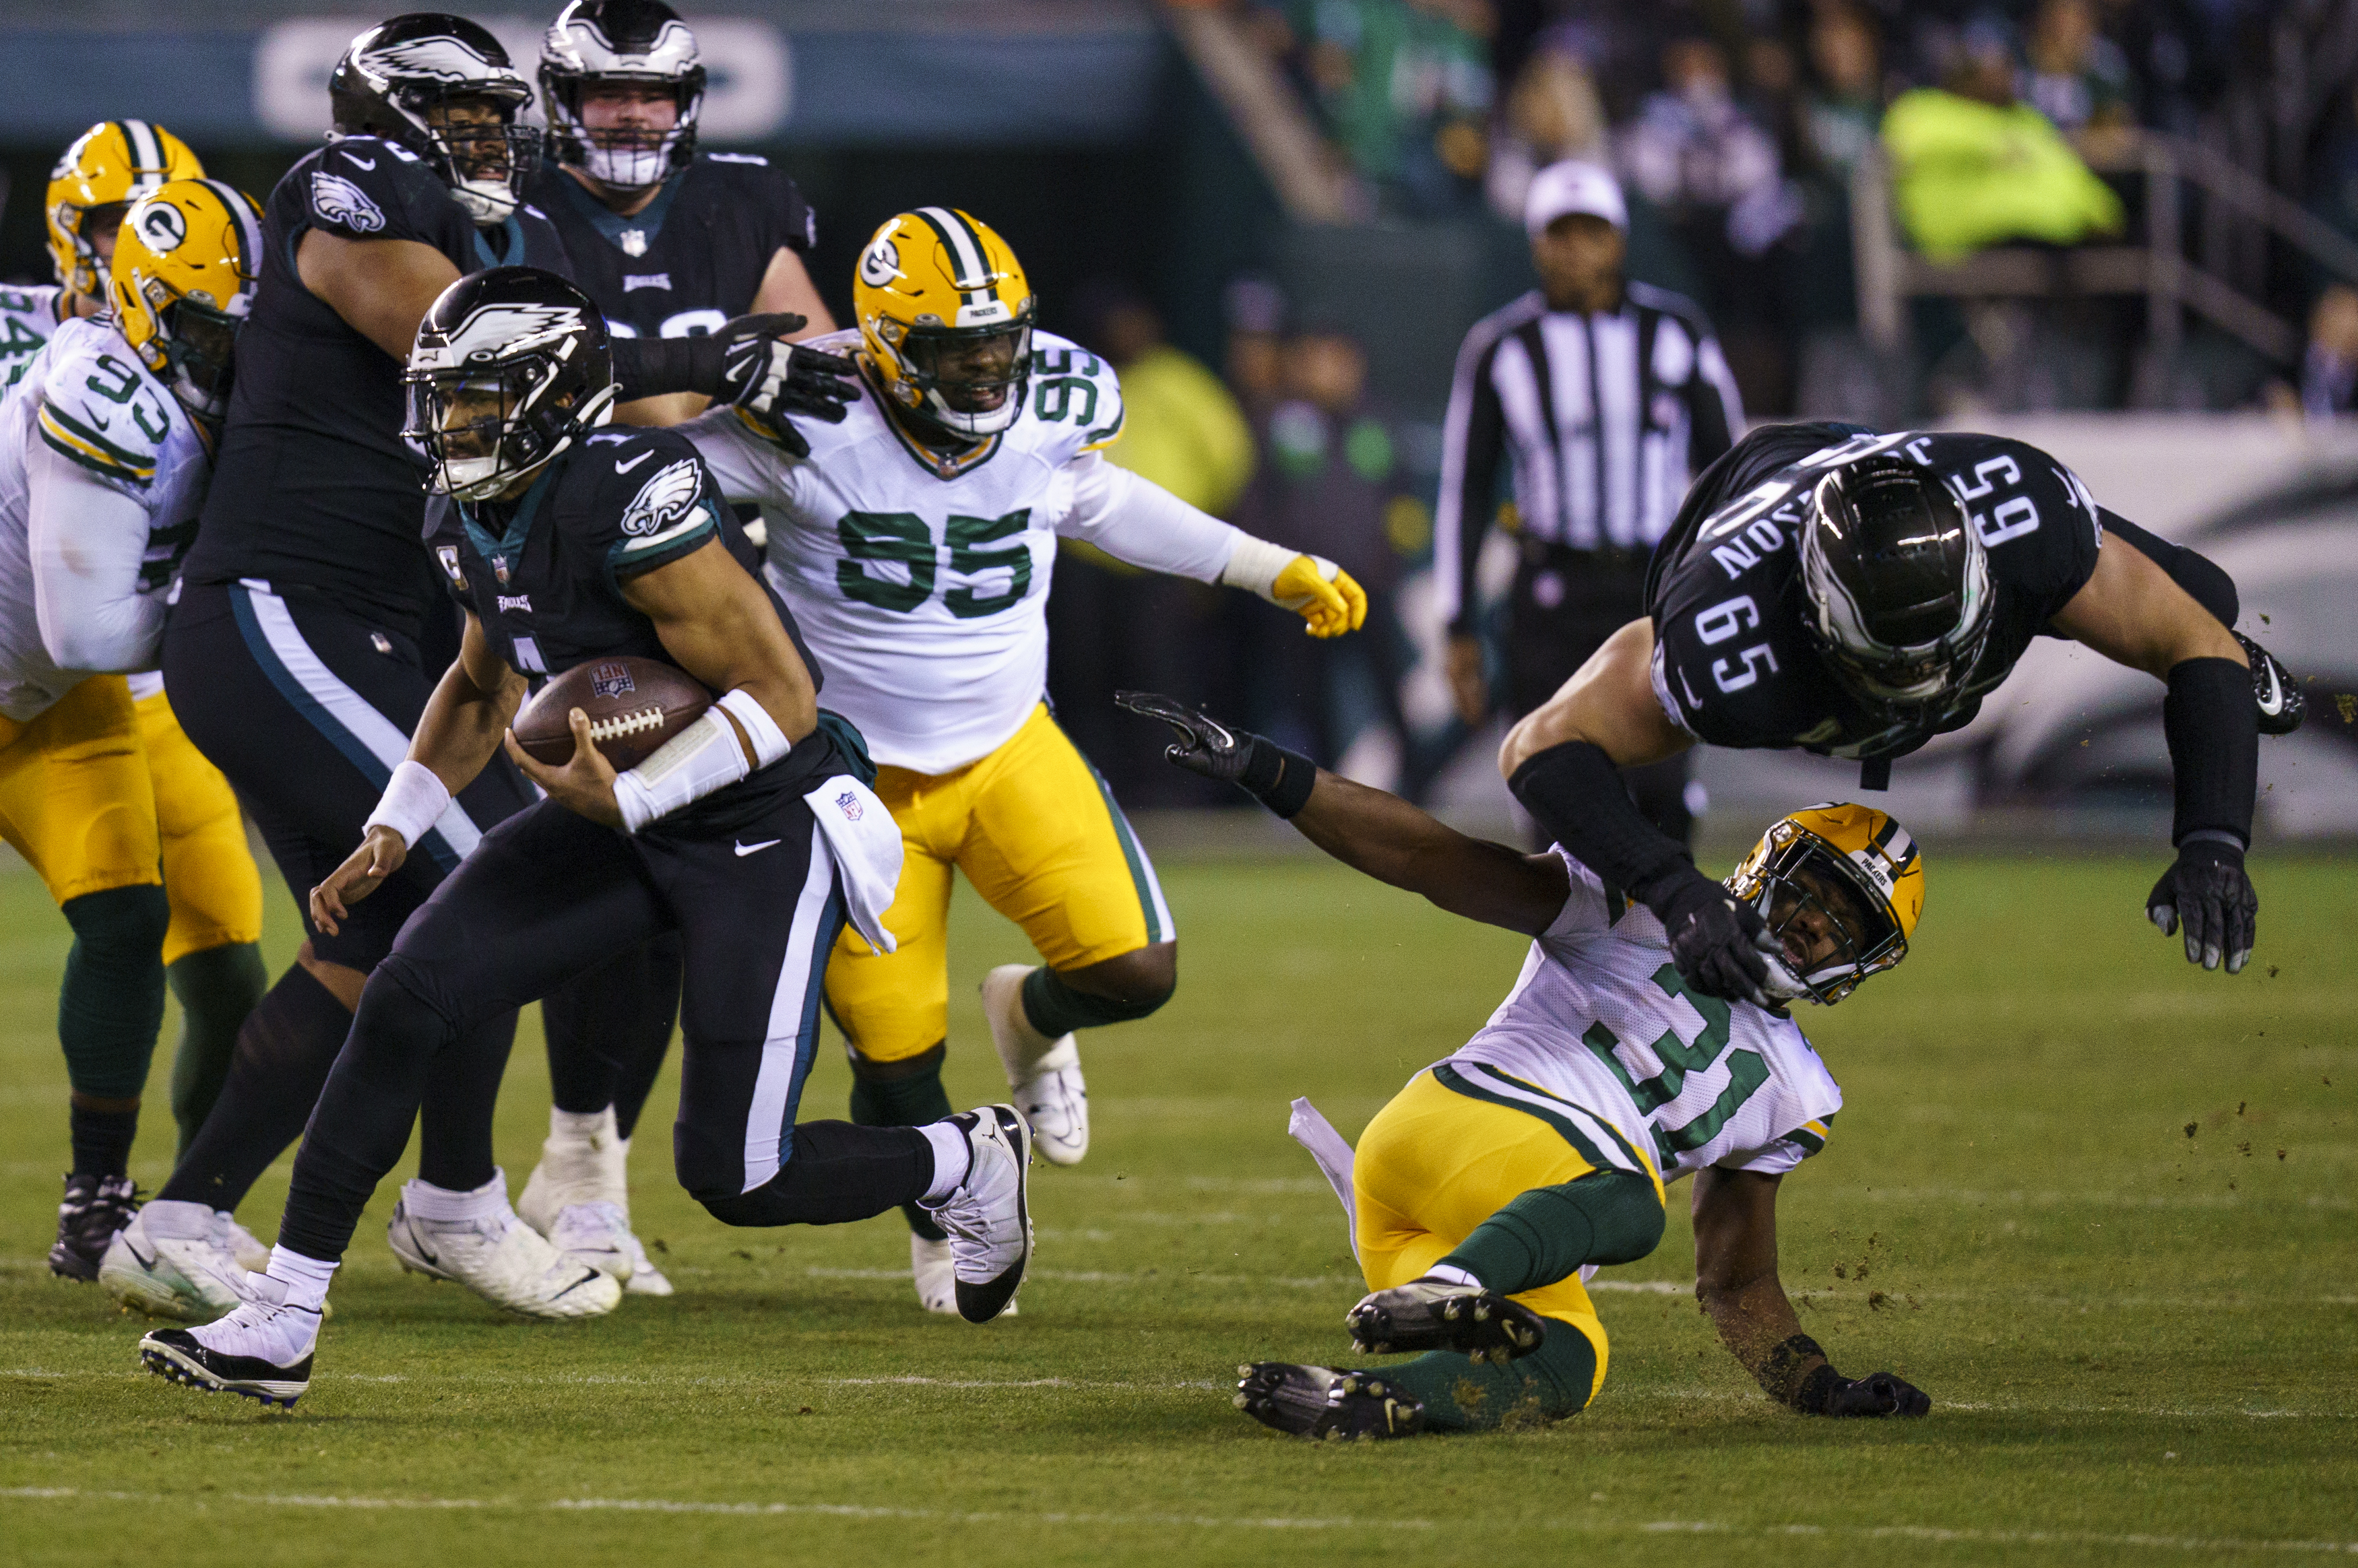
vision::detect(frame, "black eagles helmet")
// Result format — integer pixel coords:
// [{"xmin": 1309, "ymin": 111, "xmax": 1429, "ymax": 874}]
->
[
  {"xmin": 1797, "ymin": 455, "xmax": 1994, "ymax": 711},
  {"xmin": 402, "ymin": 267, "xmax": 616, "ymax": 501},
  {"xmin": 540, "ymin": 0, "xmax": 706, "ymax": 192},
  {"xmin": 330, "ymin": 14, "xmax": 540, "ymax": 224}
]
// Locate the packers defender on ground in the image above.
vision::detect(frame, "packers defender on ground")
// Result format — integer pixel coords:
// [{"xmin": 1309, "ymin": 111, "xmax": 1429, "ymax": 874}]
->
[
  {"xmin": 0, "ymin": 176, "xmax": 265, "ymax": 1288},
  {"xmin": 682, "ymin": 209, "xmax": 1366, "ymax": 1313},
  {"xmin": 1124, "ymin": 694, "xmax": 1931, "ymax": 1437},
  {"xmin": 137, "ymin": 269, "xmax": 1029, "ymax": 1409},
  {"xmin": 513, "ymin": 0, "xmax": 843, "ymax": 1299}
]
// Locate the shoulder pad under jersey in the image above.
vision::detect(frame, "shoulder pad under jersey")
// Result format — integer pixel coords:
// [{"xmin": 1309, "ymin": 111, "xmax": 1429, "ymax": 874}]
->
[
  {"xmin": 34, "ymin": 319, "xmax": 179, "ymax": 496},
  {"xmin": 1022, "ymin": 331, "xmax": 1125, "ymax": 463}
]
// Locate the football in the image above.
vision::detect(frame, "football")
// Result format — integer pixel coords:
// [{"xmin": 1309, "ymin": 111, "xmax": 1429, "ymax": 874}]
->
[{"xmin": 511, "ymin": 655, "xmax": 713, "ymax": 771}]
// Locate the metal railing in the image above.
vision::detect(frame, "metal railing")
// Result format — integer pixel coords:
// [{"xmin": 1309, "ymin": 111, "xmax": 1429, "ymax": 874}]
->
[{"xmin": 1853, "ymin": 129, "xmax": 2358, "ymax": 370}]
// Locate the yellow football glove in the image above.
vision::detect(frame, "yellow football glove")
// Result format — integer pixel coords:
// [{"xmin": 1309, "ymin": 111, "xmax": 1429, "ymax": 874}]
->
[{"xmin": 1271, "ymin": 553, "xmax": 1368, "ymax": 639}]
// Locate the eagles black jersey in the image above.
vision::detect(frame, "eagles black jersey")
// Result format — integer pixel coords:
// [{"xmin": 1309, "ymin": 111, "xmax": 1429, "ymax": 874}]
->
[
  {"xmin": 186, "ymin": 137, "xmax": 575, "ymax": 637},
  {"xmin": 426, "ymin": 425, "xmax": 828, "ymax": 835},
  {"xmin": 523, "ymin": 154, "xmax": 814, "ymax": 341},
  {"xmin": 1647, "ymin": 422, "xmax": 2104, "ymax": 761}
]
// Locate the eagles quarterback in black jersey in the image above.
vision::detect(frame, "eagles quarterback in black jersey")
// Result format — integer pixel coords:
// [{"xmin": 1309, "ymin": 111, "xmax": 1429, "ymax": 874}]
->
[
  {"xmin": 137, "ymin": 269, "xmax": 1031, "ymax": 1409},
  {"xmin": 152, "ymin": 13, "xmax": 852, "ymax": 1323},
  {"xmin": 1499, "ymin": 422, "xmax": 2299, "ymax": 1008},
  {"xmin": 513, "ymin": 0, "xmax": 841, "ymax": 1295}
]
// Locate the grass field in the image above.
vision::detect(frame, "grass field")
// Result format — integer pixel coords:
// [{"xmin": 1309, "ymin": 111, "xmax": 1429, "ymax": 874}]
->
[{"xmin": 0, "ymin": 837, "xmax": 2352, "ymax": 1566}]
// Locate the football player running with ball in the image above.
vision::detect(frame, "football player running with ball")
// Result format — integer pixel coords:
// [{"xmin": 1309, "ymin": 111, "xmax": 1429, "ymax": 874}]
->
[
  {"xmin": 509, "ymin": 0, "xmax": 841, "ymax": 1298},
  {"xmin": 683, "ymin": 209, "xmax": 1367, "ymax": 1314},
  {"xmin": 0, "ymin": 174, "xmax": 269, "ymax": 1284},
  {"xmin": 137, "ymin": 269, "xmax": 1032, "ymax": 1410},
  {"xmin": 1502, "ymin": 422, "xmax": 2298, "ymax": 1012},
  {"xmin": 1125, "ymin": 694, "xmax": 1930, "ymax": 1437}
]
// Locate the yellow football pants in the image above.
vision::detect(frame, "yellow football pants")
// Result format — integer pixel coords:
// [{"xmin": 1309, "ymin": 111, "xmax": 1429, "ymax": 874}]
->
[
  {"xmin": 135, "ymin": 688, "xmax": 263, "ymax": 964},
  {"xmin": 1353, "ymin": 1066, "xmax": 1666, "ymax": 1406},
  {"xmin": 0, "ymin": 677, "xmax": 161, "ymax": 907},
  {"xmin": 825, "ymin": 703, "xmax": 1174, "ymax": 1064}
]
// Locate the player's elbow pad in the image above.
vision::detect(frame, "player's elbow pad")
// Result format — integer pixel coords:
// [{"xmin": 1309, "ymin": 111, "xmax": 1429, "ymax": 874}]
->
[{"xmin": 611, "ymin": 690, "xmax": 789, "ymax": 834}]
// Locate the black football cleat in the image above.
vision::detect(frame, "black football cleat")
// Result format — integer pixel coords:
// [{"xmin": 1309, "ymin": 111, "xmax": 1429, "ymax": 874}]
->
[
  {"xmin": 2235, "ymin": 632, "xmax": 2303, "ymax": 736},
  {"xmin": 1345, "ymin": 1278, "xmax": 1548, "ymax": 1365},
  {"xmin": 1235, "ymin": 1362, "xmax": 1426, "ymax": 1440},
  {"xmin": 140, "ymin": 1318, "xmax": 315, "ymax": 1411},
  {"xmin": 49, "ymin": 1173, "xmax": 139, "ymax": 1282}
]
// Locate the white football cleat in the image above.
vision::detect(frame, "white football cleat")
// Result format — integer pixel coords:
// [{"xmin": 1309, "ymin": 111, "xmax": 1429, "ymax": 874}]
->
[
  {"xmin": 518, "ymin": 1106, "xmax": 625, "ymax": 1231},
  {"xmin": 981, "ymin": 964, "xmax": 1089, "ymax": 1165},
  {"xmin": 386, "ymin": 1183, "xmax": 620, "ymax": 1320},
  {"xmin": 100, "ymin": 1200, "xmax": 257, "ymax": 1321},
  {"xmin": 139, "ymin": 1272, "xmax": 319, "ymax": 1410},
  {"xmin": 620, "ymin": 1231, "xmax": 672, "ymax": 1297},
  {"xmin": 546, "ymin": 1202, "xmax": 637, "ymax": 1284},
  {"xmin": 912, "ymin": 1233, "xmax": 957, "ymax": 1315},
  {"xmin": 220, "ymin": 1213, "xmax": 272, "ymax": 1275},
  {"xmin": 918, "ymin": 1106, "xmax": 1033, "ymax": 1323}
]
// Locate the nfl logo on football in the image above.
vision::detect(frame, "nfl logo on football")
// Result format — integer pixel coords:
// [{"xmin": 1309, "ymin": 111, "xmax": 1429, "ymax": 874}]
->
[{"xmin": 590, "ymin": 662, "xmax": 637, "ymax": 700}]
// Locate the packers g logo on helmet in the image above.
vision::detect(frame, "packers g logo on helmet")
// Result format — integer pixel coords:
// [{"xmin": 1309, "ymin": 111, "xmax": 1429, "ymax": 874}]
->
[
  {"xmin": 108, "ymin": 178, "xmax": 264, "ymax": 426},
  {"xmin": 1725, "ymin": 802, "xmax": 1925, "ymax": 1006},
  {"xmin": 854, "ymin": 207, "xmax": 1036, "ymax": 447},
  {"xmin": 47, "ymin": 120, "xmax": 203, "ymax": 304}
]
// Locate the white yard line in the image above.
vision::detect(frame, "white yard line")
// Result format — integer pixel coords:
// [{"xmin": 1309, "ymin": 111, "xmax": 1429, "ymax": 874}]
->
[{"xmin": 3, "ymin": 1488, "xmax": 2351, "ymax": 1553}]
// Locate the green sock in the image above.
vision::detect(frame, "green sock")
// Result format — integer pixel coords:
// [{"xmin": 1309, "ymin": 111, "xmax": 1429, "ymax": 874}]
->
[
  {"xmin": 167, "ymin": 942, "xmax": 267, "ymax": 1161},
  {"xmin": 1437, "ymin": 1171, "xmax": 1665, "ymax": 1295},
  {"xmin": 57, "ymin": 886, "xmax": 170, "ymax": 1101},
  {"xmin": 849, "ymin": 1045, "xmax": 953, "ymax": 1242},
  {"xmin": 1374, "ymin": 1327, "xmax": 1600, "ymax": 1431}
]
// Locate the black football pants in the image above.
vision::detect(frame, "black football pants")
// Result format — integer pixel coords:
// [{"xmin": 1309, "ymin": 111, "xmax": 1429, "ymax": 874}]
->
[{"xmin": 275, "ymin": 794, "xmax": 936, "ymax": 1265}]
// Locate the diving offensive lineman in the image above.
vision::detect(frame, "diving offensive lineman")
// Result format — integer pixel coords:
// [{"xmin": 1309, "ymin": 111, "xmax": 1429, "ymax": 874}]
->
[
  {"xmin": 1502, "ymin": 422, "xmax": 2296, "ymax": 1012},
  {"xmin": 684, "ymin": 208, "xmax": 1368, "ymax": 1314},
  {"xmin": 137, "ymin": 269, "xmax": 1033, "ymax": 1408},
  {"xmin": 511, "ymin": 0, "xmax": 839, "ymax": 1298},
  {"xmin": 1122, "ymin": 694, "xmax": 1930, "ymax": 1437},
  {"xmin": 139, "ymin": 14, "xmax": 845, "ymax": 1324},
  {"xmin": 0, "ymin": 179, "xmax": 265, "ymax": 1281}
]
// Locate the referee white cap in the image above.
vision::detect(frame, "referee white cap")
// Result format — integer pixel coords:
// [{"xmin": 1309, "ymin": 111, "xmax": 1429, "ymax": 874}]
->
[{"xmin": 1525, "ymin": 160, "xmax": 1627, "ymax": 236}]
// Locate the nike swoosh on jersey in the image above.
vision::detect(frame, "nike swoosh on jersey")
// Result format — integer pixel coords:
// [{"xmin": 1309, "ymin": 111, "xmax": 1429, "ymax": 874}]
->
[
  {"xmin": 614, "ymin": 451, "xmax": 655, "ymax": 476},
  {"xmin": 343, "ymin": 152, "xmax": 377, "ymax": 170},
  {"xmin": 734, "ymin": 839, "xmax": 781, "ymax": 857}
]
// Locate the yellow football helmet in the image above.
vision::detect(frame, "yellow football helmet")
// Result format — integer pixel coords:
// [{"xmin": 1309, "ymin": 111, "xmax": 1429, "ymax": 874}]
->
[
  {"xmin": 1724, "ymin": 802, "xmax": 1925, "ymax": 1006},
  {"xmin": 107, "ymin": 179, "xmax": 264, "ymax": 424},
  {"xmin": 48, "ymin": 121, "xmax": 204, "ymax": 304},
  {"xmin": 853, "ymin": 207, "xmax": 1036, "ymax": 440}
]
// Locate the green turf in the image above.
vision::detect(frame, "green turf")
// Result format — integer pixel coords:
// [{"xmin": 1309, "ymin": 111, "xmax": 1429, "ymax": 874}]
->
[{"xmin": 1, "ymin": 844, "xmax": 2352, "ymax": 1566}]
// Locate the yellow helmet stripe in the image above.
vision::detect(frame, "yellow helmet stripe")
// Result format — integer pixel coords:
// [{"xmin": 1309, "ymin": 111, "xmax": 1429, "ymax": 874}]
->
[{"xmin": 913, "ymin": 205, "xmax": 990, "ymax": 297}]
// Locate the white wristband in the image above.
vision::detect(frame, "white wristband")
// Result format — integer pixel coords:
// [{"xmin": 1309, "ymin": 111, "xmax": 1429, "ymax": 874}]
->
[
  {"xmin": 715, "ymin": 688, "xmax": 792, "ymax": 769},
  {"xmin": 612, "ymin": 708, "xmax": 751, "ymax": 834},
  {"xmin": 363, "ymin": 760, "xmax": 451, "ymax": 850},
  {"xmin": 1218, "ymin": 534, "xmax": 1296, "ymax": 600}
]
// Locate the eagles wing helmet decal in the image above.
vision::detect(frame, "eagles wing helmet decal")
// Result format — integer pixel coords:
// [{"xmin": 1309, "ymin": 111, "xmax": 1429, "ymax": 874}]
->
[
  {"xmin": 416, "ymin": 303, "xmax": 586, "ymax": 371},
  {"xmin": 311, "ymin": 171, "xmax": 386, "ymax": 233},
  {"xmin": 360, "ymin": 34, "xmax": 507, "ymax": 85},
  {"xmin": 620, "ymin": 459, "xmax": 704, "ymax": 537}
]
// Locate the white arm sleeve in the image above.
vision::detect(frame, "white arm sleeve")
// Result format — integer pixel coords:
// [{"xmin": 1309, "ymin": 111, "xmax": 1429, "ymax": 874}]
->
[
  {"xmin": 26, "ymin": 435, "xmax": 164, "ymax": 674},
  {"xmin": 1057, "ymin": 452, "xmax": 1246, "ymax": 584},
  {"xmin": 677, "ymin": 407, "xmax": 797, "ymax": 508}
]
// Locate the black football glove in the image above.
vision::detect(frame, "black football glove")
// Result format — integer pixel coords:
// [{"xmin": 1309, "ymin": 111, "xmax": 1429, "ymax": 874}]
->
[
  {"xmin": 714, "ymin": 312, "xmax": 860, "ymax": 429},
  {"xmin": 1820, "ymin": 1371, "xmax": 1932, "ymax": 1418},
  {"xmin": 1114, "ymin": 690, "xmax": 1317, "ymax": 818},
  {"xmin": 1639, "ymin": 865, "xmax": 1786, "ymax": 1006},
  {"xmin": 2146, "ymin": 837, "xmax": 2257, "ymax": 973}
]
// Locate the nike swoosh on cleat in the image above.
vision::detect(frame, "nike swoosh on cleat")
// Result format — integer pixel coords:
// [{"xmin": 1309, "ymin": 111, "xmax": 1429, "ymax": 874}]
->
[
  {"xmin": 125, "ymin": 1239, "xmax": 157, "ymax": 1269},
  {"xmin": 2256, "ymin": 663, "xmax": 2284, "ymax": 715},
  {"xmin": 734, "ymin": 838, "xmax": 780, "ymax": 856},
  {"xmin": 614, "ymin": 451, "xmax": 655, "ymax": 475}
]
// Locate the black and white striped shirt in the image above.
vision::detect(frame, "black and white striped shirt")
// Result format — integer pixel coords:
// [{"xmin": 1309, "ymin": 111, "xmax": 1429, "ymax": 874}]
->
[{"xmin": 1435, "ymin": 282, "xmax": 1743, "ymax": 631}]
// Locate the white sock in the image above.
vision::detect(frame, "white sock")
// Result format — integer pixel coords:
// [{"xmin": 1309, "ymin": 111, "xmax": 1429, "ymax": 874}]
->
[
  {"xmin": 1424, "ymin": 1263, "xmax": 1482, "ymax": 1290},
  {"xmin": 265, "ymin": 1246, "xmax": 338, "ymax": 1311},
  {"xmin": 550, "ymin": 1106, "xmax": 613, "ymax": 1144},
  {"xmin": 918, "ymin": 1120, "xmax": 972, "ymax": 1202},
  {"xmin": 403, "ymin": 1169, "xmax": 509, "ymax": 1222}
]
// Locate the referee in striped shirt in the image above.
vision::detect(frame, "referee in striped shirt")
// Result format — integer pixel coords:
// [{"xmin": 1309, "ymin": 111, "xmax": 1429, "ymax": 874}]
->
[{"xmin": 1437, "ymin": 160, "xmax": 1744, "ymax": 847}]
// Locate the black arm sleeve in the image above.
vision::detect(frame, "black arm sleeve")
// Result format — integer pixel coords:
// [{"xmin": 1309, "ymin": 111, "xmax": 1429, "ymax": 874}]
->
[
  {"xmin": 2100, "ymin": 509, "xmax": 2239, "ymax": 629},
  {"xmin": 1508, "ymin": 740, "xmax": 1694, "ymax": 905},
  {"xmin": 612, "ymin": 335, "xmax": 726, "ymax": 401},
  {"xmin": 1438, "ymin": 337, "xmax": 1508, "ymax": 636},
  {"xmin": 2164, "ymin": 657, "xmax": 2258, "ymax": 847}
]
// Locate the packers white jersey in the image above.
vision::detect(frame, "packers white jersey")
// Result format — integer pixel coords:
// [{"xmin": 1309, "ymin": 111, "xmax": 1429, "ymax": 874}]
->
[
  {"xmin": 691, "ymin": 329, "xmax": 1126, "ymax": 774},
  {"xmin": 1444, "ymin": 849, "xmax": 1842, "ymax": 1185},
  {"xmin": 0, "ymin": 284, "xmax": 65, "ymax": 391},
  {"xmin": 0, "ymin": 317, "xmax": 208, "ymax": 721}
]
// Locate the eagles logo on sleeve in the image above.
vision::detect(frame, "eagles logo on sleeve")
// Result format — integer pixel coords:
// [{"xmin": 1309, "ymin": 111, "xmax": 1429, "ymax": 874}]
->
[
  {"xmin": 614, "ymin": 457, "xmax": 715, "ymax": 562},
  {"xmin": 310, "ymin": 170, "xmax": 386, "ymax": 234}
]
